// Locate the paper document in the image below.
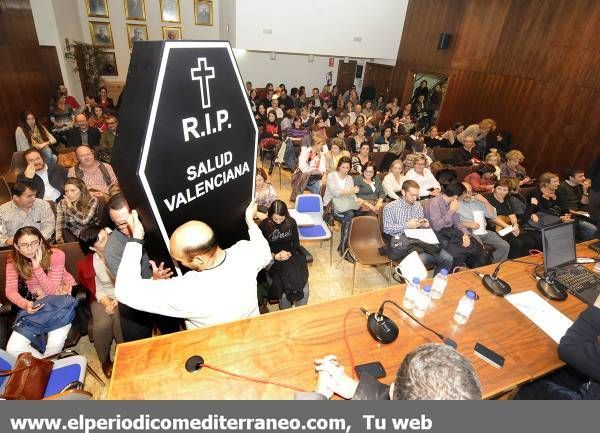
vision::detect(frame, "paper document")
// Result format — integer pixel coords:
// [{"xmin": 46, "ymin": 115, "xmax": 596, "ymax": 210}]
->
[
  {"xmin": 472, "ymin": 210, "xmax": 487, "ymax": 235},
  {"xmin": 288, "ymin": 209, "xmax": 315, "ymax": 227},
  {"xmin": 505, "ymin": 291, "xmax": 573, "ymax": 344},
  {"xmin": 404, "ymin": 228, "xmax": 439, "ymax": 244},
  {"xmin": 396, "ymin": 251, "xmax": 428, "ymax": 283},
  {"xmin": 498, "ymin": 226, "xmax": 513, "ymax": 237}
]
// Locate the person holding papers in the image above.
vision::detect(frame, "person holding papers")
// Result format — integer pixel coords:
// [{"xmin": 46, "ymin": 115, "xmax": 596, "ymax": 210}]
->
[
  {"xmin": 423, "ymin": 182, "xmax": 490, "ymax": 269},
  {"xmin": 115, "ymin": 201, "xmax": 272, "ymax": 329},
  {"xmin": 484, "ymin": 178, "xmax": 539, "ymax": 259},
  {"xmin": 382, "ymin": 180, "xmax": 453, "ymax": 275}
]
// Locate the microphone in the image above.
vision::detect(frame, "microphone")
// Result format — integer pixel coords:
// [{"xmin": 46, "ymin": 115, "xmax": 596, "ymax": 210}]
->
[
  {"xmin": 362, "ymin": 302, "xmax": 457, "ymax": 349},
  {"xmin": 476, "ymin": 259, "xmax": 512, "ymax": 296}
]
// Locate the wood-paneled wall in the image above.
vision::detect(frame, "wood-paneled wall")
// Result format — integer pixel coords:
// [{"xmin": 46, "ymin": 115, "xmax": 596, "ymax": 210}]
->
[
  {"xmin": 0, "ymin": 0, "xmax": 63, "ymax": 171},
  {"xmin": 390, "ymin": 0, "xmax": 600, "ymax": 176}
]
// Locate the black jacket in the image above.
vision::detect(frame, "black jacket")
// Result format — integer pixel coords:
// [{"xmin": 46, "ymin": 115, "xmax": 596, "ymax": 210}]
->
[
  {"xmin": 17, "ymin": 162, "xmax": 67, "ymax": 200},
  {"xmin": 66, "ymin": 127, "xmax": 101, "ymax": 148},
  {"xmin": 558, "ymin": 306, "xmax": 600, "ymax": 399}
]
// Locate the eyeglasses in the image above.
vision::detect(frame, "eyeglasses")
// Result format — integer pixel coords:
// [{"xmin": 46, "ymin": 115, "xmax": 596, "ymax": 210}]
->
[
  {"xmin": 17, "ymin": 240, "xmax": 40, "ymax": 249},
  {"xmin": 115, "ymin": 222, "xmax": 129, "ymax": 229}
]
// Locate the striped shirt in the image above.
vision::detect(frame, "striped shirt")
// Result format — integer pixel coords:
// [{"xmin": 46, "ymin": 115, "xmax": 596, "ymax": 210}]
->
[
  {"xmin": 0, "ymin": 199, "xmax": 55, "ymax": 245},
  {"xmin": 55, "ymin": 197, "xmax": 99, "ymax": 242},
  {"xmin": 67, "ymin": 162, "xmax": 117, "ymax": 195},
  {"xmin": 5, "ymin": 248, "xmax": 76, "ymax": 310},
  {"xmin": 383, "ymin": 198, "xmax": 425, "ymax": 236}
]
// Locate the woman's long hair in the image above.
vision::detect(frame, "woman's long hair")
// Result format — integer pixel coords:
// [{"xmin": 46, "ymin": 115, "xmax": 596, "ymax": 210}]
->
[
  {"xmin": 10, "ymin": 226, "xmax": 52, "ymax": 280},
  {"xmin": 64, "ymin": 177, "xmax": 93, "ymax": 212},
  {"xmin": 19, "ymin": 110, "xmax": 51, "ymax": 145},
  {"xmin": 265, "ymin": 200, "xmax": 291, "ymax": 232}
]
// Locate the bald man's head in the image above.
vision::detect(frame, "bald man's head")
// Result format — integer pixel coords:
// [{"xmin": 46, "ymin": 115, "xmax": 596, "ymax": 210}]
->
[{"xmin": 169, "ymin": 221, "xmax": 219, "ymax": 271}]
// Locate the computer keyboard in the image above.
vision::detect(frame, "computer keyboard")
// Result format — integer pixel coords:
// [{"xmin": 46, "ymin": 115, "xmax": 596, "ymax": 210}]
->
[{"xmin": 555, "ymin": 265, "xmax": 600, "ymax": 293}]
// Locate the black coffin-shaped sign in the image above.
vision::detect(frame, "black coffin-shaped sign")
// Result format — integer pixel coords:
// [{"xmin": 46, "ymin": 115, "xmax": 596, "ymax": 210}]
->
[{"xmin": 112, "ymin": 41, "xmax": 257, "ymax": 274}]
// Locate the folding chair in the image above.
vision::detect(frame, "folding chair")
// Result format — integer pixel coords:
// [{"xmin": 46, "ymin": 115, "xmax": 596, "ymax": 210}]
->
[{"xmin": 293, "ymin": 194, "xmax": 333, "ymax": 266}]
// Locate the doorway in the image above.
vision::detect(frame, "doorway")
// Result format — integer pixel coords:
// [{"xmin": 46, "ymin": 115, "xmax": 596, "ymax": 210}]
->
[
  {"xmin": 336, "ymin": 60, "xmax": 357, "ymax": 94},
  {"xmin": 363, "ymin": 62, "xmax": 393, "ymax": 101}
]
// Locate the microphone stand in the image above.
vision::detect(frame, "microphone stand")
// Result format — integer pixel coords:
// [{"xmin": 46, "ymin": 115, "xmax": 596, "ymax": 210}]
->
[{"xmin": 476, "ymin": 258, "xmax": 541, "ymax": 296}]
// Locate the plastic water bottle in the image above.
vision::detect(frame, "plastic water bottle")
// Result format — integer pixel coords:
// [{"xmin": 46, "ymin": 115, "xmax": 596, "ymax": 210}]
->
[
  {"xmin": 413, "ymin": 285, "xmax": 432, "ymax": 318},
  {"xmin": 403, "ymin": 277, "xmax": 421, "ymax": 309},
  {"xmin": 454, "ymin": 290, "xmax": 477, "ymax": 324},
  {"xmin": 430, "ymin": 269, "xmax": 449, "ymax": 300}
]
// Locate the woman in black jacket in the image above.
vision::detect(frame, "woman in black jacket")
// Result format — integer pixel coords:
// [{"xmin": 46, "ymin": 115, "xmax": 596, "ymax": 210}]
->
[{"xmin": 259, "ymin": 200, "xmax": 309, "ymax": 309}]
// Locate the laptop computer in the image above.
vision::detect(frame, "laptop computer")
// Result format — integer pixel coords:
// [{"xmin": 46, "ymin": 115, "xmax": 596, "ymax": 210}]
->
[{"xmin": 542, "ymin": 223, "xmax": 600, "ymax": 305}]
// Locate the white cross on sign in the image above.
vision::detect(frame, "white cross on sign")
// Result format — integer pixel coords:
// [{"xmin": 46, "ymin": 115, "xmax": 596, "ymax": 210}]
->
[{"xmin": 190, "ymin": 57, "xmax": 215, "ymax": 109}]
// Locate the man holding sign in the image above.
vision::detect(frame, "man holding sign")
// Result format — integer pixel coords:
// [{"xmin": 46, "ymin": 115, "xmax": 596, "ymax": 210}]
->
[{"xmin": 114, "ymin": 201, "xmax": 272, "ymax": 330}]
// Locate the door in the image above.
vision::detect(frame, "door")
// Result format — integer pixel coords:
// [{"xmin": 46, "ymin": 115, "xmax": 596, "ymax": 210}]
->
[
  {"xmin": 336, "ymin": 60, "xmax": 357, "ymax": 94},
  {"xmin": 363, "ymin": 62, "xmax": 393, "ymax": 101}
]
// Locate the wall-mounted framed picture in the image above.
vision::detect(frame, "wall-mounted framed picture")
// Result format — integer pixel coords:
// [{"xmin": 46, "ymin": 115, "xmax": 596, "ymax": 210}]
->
[
  {"xmin": 86, "ymin": 0, "xmax": 109, "ymax": 18},
  {"xmin": 160, "ymin": 0, "xmax": 180, "ymax": 23},
  {"xmin": 98, "ymin": 52, "xmax": 118, "ymax": 76},
  {"xmin": 124, "ymin": 0, "xmax": 146, "ymax": 21},
  {"xmin": 127, "ymin": 23, "xmax": 148, "ymax": 48},
  {"xmin": 162, "ymin": 26, "xmax": 182, "ymax": 40},
  {"xmin": 90, "ymin": 21, "xmax": 114, "ymax": 48},
  {"xmin": 194, "ymin": 0, "xmax": 213, "ymax": 26}
]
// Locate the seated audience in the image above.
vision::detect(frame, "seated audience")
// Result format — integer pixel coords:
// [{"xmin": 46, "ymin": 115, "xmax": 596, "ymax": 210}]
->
[
  {"xmin": 88, "ymin": 106, "xmax": 107, "ymax": 133},
  {"xmin": 97, "ymin": 87, "xmax": 115, "ymax": 113},
  {"xmin": 351, "ymin": 143, "xmax": 372, "ymax": 174},
  {"xmin": 484, "ymin": 179, "xmax": 540, "ymax": 258},
  {"xmin": 15, "ymin": 110, "xmax": 57, "ymax": 163},
  {"xmin": 453, "ymin": 135, "xmax": 477, "ymax": 166},
  {"xmin": 458, "ymin": 182, "xmax": 510, "ymax": 262},
  {"xmin": 374, "ymin": 126, "xmax": 392, "ymax": 152},
  {"xmin": 77, "ymin": 226, "xmax": 123, "ymax": 378},
  {"xmin": 267, "ymin": 96, "xmax": 284, "ymax": 119},
  {"xmin": 354, "ymin": 162, "xmax": 385, "ymax": 215},
  {"xmin": 67, "ymin": 145, "xmax": 118, "ymax": 199},
  {"xmin": 485, "ymin": 152, "xmax": 502, "ymax": 180},
  {"xmin": 286, "ymin": 116, "xmax": 308, "ymax": 146},
  {"xmin": 104, "ymin": 194, "xmax": 180, "ymax": 342},
  {"xmin": 55, "ymin": 84, "xmax": 80, "ymax": 112},
  {"xmin": 423, "ymin": 182, "xmax": 490, "ymax": 269},
  {"xmin": 464, "ymin": 164, "xmax": 496, "ymax": 193},
  {"xmin": 403, "ymin": 154, "xmax": 441, "ymax": 198},
  {"xmin": 254, "ymin": 103, "xmax": 267, "ymax": 128},
  {"xmin": 82, "ymin": 94, "xmax": 97, "ymax": 118},
  {"xmin": 66, "ymin": 114, "xmax": 101, "ymax": 148},
  {"xmin": 55, "ymin": 178, "xmax": 99, "ymax": 243},
  {"xmin": 325, "ymin": 137, "xmax": 350, "ymax": 174},
  {"xmin": 297, "ymin": 343, "xmax": 481, "ymax": 400},
  {"xmin": 424, "ymin": 125, "xmax": 449, "ymax": 148},
  {"xmin": 0, "ymin": 183, "xmax": 55, "ymax": 246},
  {"xmin": 382, "ymin": 180, "xmax": 453, "ymax": 274},
  {"xmin": 457, "ymin": 118, "xmax": 496, "ymax": 159},
  {"xmin": 259, "ymin": 200, "xmax": 309, "ymax": 309},
  {"xmin": 382, "ymin": 159, "xmax": 405, "ymax": 200},
  {"xmin": 324, "ymin": 157, "xmax": 362, "ymax": 258},
  {"xmin": 17, "ymin": 148, "xmax": 66, "ymax": 201},
  {"xmin": 296, "ymin": 135, "xmax": 327, "ymax": 196},
  {"xmin": 98, "ymin": 115, "xmax": 118, "ymax": 163},
  {"xmin": 114, "ymin": 202, "xmax": 272, "ymax": 329},
  {"xmin": 349, "ymin": 126, "xmax": 369, "ymax": 152},
  {"xmin": 556, "ymin": 168, "xmax": 597, "ymax": 240},
  {"xmin": 500, "ymin": 150, "xmax": 531, "ymax": 184},
  {"xmin": 255, "ymin": 168, "xmax": 278, "ymax": 220},
  {"xmin": 441, "ymin": 122, "xmax": 464, "ymax": 147},
  {"xmin": 260, "ymin": 111, "xmax": 281, "ymax": 153},
  {"xmin": 435, "ymin": 168, "xmax": 458, "ymax": 192},
  {"xmin": 5, "ymin": 226, "xmax": 76, "ymax": 357},
  {"xmin": 49, "ymin": 94, "xmax": 75, "ymax": 137}
]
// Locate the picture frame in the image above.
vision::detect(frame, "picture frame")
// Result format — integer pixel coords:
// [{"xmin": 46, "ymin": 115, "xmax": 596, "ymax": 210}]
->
[
  {"xmin": 124, "ymin": 0, "xmax": 146, "ymax": 21},
  {"xmin": 194, "ymin": 0, "xmax": 213, "ymax": 26},
  {"xmin": 160, "ymin": 0, "xmax": 180, "ymax": 23},
  {"xmin": 89, "ymin": 21, "xmax": 114, "ymax": 48},
  {"xmin": 86, "ymin": 0, "xmax": 109, "ymax": 18},
  {"xmin": 98, "ymin": 52, "xmax": 118, "ymax": 76},
  {"xmin": 162, "ymin": 26, "xmax": 182, "ymax": 41},
  {"xmin": 127, "ymin": 24, "xmax": 148, "ymax": 49}
]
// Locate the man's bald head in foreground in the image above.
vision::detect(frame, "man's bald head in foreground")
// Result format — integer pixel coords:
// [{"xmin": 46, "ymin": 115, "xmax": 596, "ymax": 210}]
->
[{"xmin": 169, "ymin": 221, "xmax": 219, "ymax": 271}]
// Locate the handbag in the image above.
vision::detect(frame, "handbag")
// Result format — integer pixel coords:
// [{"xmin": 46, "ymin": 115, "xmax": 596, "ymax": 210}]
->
[
  {"xmin": 57, "ymin": 149, "xmax": 77, "ymax": 168},
  {"xmin": 0, "ymin": 352, "xmax": 53, "ymax": 400}
]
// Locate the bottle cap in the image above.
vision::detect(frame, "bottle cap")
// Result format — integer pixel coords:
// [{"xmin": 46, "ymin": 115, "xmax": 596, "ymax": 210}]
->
[
  {"xmin": 440, "ymin": 269, "xmax": 448, "ymax": 276},
  {"xmin": 466, "ymin": 290, "xmax": 477, "ymax": 300},
  {"xmin": 423, "ymin": 285, "xmax": 431, "ymax": 292},
  {"xmin": 412, "ymin": 277, "xmax": 420, "ymax": 284}
]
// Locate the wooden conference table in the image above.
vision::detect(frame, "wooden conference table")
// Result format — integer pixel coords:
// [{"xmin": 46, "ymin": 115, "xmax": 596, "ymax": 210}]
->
[{"xmin": 108, "ymin": 243, "xmax": 598, "ymax": 400}]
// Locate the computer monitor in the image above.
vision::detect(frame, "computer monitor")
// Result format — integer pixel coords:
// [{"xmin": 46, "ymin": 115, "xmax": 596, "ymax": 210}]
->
[{"xmin": 542, "ymin": 223, "xmax": 576, "ymax": 273}]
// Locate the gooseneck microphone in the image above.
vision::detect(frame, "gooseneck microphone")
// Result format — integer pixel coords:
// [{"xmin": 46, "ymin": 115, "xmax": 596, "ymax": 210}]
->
[
  {"xmin": 476, "ymin": 259, "xmax": 512, "ymax": 297},
  {"xmin": 361, "ymin": 301, "xmax": 457, "ymax": 349}
]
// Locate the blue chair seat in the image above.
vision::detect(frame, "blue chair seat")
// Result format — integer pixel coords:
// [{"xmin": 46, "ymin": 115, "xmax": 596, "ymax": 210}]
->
[
  {"xmin": 299, "ymin": 225, "xmax": 327, "ymax": 238},
  {"xmin": 44, "ymin": 363, "xmax": 83, "ymax": 398}
]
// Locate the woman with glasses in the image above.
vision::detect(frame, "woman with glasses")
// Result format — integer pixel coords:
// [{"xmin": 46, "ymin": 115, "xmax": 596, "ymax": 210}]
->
[
  {"xmin": 403, "ymin": 154, "xmax": 441, "ymax": 199},
  {"xmin": 5, "ymin": 226, "xmax": 76, "ymax": 357},
  {"xmin": 78, "ymin": 226, "xmax": 123, "ymax": 378},
  {"xmin": 354, "ymin": 162, "xmax": 386, "ymax": 215}
]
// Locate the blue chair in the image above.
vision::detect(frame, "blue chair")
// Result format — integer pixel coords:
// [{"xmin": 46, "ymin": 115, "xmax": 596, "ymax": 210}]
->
[
  {"xmin": 293, "ymin": 194, "xmax": 333, "ymax": 265},
  {"xmin": 0, "ymin": 349, "xmax": 92, "ymax": 400}
]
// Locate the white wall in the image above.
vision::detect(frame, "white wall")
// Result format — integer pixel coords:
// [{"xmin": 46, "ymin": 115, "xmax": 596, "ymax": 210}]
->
[
  {"xmin": 234, "ymin": 51, "xmax": 395, "ymax": 94},
  {"xmin": 73, "ymin": 0, "xmax": 220, "ymax": 83},
  {"xmin": 30, "ymin": 0, "xmax": 85, "ymax": 103},
  {"xmin": 235, "ymin": 0, "xmax": 408, "ymax": 59}
]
